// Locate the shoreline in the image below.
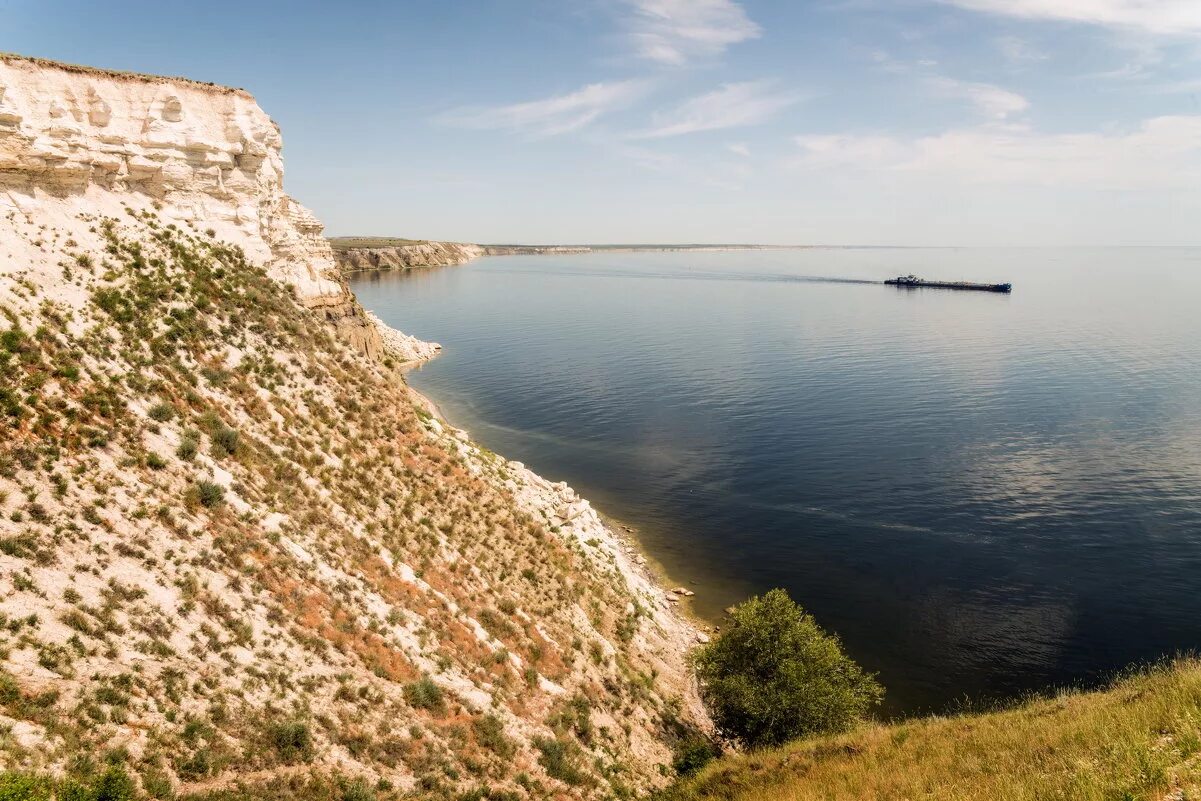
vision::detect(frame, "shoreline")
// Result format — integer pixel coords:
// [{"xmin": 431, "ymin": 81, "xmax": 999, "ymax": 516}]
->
[
  {"xmin": 332, "ymin": 241, "xmax": 816, "ymax": 277},
  {"xmin": 393, "ymin": 328, "xmax": 715, "ymax": 639}
]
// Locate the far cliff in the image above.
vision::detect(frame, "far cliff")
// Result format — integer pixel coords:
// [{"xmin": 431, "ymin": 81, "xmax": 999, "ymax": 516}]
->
[{"xmin": 329, "ymin": 237, "xmax": 792, "ymax": 274}]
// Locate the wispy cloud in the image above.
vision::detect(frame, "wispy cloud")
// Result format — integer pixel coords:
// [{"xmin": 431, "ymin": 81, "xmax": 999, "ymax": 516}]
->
[
  {"xmin": 727, "ymin": 142, "xmax": 751, "ymax": 157},
  {"xmin": 790, "ymin": 134, "xmax": 909, "ymax": 169},
  {"xmin": 996, "ymin": 35, "xmax": 1049, "ymax": 63},
  {"xmin": 790, "ymin": 116, "xmax": 1201, "ymax": 188},
  {"xmin": 630, "ymin": 81, "xmax": 801, "ymax": 139},
  {"xmin": 864, "ymin": 50, "xmax": 1031, "ymax": 119},
  {"xmin": 937, "ymin": 0, "xmax": 1201, "ymax": 36},
  {"xmin": 435, "ymin": 80, "xmax": 651, "ymax": 137},
  {"xmin": 932, "ymin": 77, "xmax": 1030, "ymax": 119},
  {"xmin": 622, "ymin": 0, "xmax": 762, "ymax": 65}
]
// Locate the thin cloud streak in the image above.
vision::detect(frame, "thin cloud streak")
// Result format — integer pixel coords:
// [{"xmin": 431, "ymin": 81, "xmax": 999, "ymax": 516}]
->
[
  {"xmin": 790, "ymin": 116, "xmax": 1201, "ymax": 189},
  {"xmin": 435, "ymin": 79, "xmax": 652, "ymax": 137},
  {"xmin": 938, "ymin": 0, "xmax": 1201, "ymax": 36},
  {"xmin": 622, "ymin": 0, "xmax": 762, "ymax": 65},
  {"xmin": 629, "ymin": 81, "xmax": 802, "ymax": 139},
  {"xmin": 932, "ymin": 77, "xmax": 1031, "ymax": 119},
  {"xmin": 996, "ymin": 35, "xmax": 1050, "ymax": 63}
]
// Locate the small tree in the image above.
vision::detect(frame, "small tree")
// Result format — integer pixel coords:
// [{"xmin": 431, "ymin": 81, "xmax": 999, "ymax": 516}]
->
[{"xmin": 694, "ymin": 588, "xmax": 882, "ymax": 747}]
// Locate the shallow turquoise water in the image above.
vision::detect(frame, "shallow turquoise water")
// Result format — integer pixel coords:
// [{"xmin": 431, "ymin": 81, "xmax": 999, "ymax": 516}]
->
[{"xmin": 353, "ymin": 247, "xmax": 1201, "ymax": 715}]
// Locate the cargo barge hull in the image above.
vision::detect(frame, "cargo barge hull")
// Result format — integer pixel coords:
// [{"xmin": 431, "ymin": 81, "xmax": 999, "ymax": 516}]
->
[{"xmin": 885, "ymin": 275, "xmax": 1012, "ymax": 293}]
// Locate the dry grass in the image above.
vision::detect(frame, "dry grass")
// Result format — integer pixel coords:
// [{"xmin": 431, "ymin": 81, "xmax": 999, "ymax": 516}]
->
[
  {"xmin": 0, "ymin": 51, "xmax": 245, "ymax": 92},
  {"xmin": 326, "ymin": 237, "xmax": 428, "ymax": 251},
  {"xmin": 663, "ymin": 658, "xmax": 1201, "ymax": 801}
]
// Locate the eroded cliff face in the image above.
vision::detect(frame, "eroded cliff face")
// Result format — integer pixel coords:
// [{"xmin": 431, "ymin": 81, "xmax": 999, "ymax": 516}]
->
[
  {"xmin": 334, "ymin": 241, "xmax": 486, "ymax": 273},
  {"xmin": 0, "ymin": 56, "xmax": 706, "ymax": 800},
  {"xmin": 0, "ymin": 55, "xmax": 381, "ymax": 356}
]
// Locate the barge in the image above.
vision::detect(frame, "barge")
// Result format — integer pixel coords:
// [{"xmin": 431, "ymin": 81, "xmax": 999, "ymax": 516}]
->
[{"xmin": 885, "ymin": 274, "xmax": 1012, "ymax": 293}]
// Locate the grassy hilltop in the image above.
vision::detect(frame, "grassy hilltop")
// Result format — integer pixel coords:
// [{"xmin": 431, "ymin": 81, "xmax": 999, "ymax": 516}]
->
[{"xmin": 661, "ymin": 658, "xmax": 1201, "ymax": 801}]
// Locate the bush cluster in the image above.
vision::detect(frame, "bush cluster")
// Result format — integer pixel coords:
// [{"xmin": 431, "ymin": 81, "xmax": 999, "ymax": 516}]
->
[{"xmin": 693, "ymin": 588, "xmax": 882, "ymax": 748}]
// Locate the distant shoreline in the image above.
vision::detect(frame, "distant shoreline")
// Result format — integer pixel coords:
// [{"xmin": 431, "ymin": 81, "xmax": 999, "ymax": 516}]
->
[{"xmin": 328, "ymin": 238, "xmax": 816, "ymax": 275}]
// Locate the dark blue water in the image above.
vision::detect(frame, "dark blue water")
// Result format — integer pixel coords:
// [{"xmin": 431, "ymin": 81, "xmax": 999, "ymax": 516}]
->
[{"xmin": 352, "ymin": 247, "xmax": 1201, "ymax": 716}]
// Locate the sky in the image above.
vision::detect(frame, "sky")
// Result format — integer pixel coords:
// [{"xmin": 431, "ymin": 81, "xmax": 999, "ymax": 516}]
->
[{"xmin": 5, "ymin": 0, "xmax": 1201, "ymax": 245}]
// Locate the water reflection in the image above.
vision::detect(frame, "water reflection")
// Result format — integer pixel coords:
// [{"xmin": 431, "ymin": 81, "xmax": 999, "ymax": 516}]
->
[{"xmin": 355, "ymin": 247, "xmax": 1201, "ymax": 715}]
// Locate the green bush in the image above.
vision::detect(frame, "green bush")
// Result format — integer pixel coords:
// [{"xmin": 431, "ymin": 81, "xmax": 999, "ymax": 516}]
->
[
  {"xmin": 147, "ymin": 403, "xmax": 174, "ymax": 422},
  {"xmin": 89, "ymin": 765, "xmax": 136, "ymax": 801},
  {"xmin": 210, "ymin": 427, "xmax": 239, "ymax": 459},
  {"xmin": 532, "ymin": 737, "xmax": 589, "ymax": 786},
  {"xmin": 693, "ymin": 588, "xmax": 882, "ymax": 748},
  {"xmin": 146, "ymin": 453, "xmax": 168, "ymax": 471},
  {"xmin": 403, "ymin": 677, "xmax": 445, "ymax": 714},
  {"xmin": 176, "ymin": 434, "xmax": 198, "ymax": 461},
  {"xmin": 0, "ymin": 771, "xmax": 51, "ymax": 801},
  {"xmin": 0, "ymin": 671, "xmax": 20, "ymax": 705},
  {"xmin": 671, "ymin": 734, "xmax": 721, "ymax": 776},
  {"xmin": 269, "ymin": 720, "xmax": 314, "ymax": 763},
  {"xmin": 472, "ymin": 714, "xmax": 515, "ymax": 760},
  {"xmin": 139, "ymin": 766, "xmax": 174, "ymax": 800},
  {"xmin": 338, "ymin": 778, "xmax": 374, "ymax": 801},
  {"xmin": 194, "ymin": 481, "xmax": 225, "ymax": 508}
]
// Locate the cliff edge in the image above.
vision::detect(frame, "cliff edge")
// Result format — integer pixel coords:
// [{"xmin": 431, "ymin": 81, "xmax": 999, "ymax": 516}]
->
[
  {"xmin": 0, "ymin": 55, "xmax": 706, "ymax": 800},
  {"xmin": 0, "ymin": 54, "xmax": 382, "ymax": 357}
]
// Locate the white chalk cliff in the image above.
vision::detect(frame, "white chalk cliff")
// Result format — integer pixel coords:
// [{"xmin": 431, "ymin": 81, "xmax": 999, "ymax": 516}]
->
[
  {"xmin": 0, "ymin": 55, "xmax": 384, "ymax": 356},
  {"xmin": 0, "ymin": 55, "xmax": 708, "ymax": 798}
]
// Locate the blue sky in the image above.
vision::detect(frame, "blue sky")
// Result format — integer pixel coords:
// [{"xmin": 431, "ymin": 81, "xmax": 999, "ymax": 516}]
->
[{"xmin": 6, "ymin": 0, "xmax": 1201, "ymax": 244}]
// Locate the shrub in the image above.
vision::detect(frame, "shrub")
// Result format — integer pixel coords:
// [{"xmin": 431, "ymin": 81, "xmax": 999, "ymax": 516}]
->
[
  {"xmin": 210, "ymin": 427, "xmax": 239, "ymax": 459},
  {"xmin": 403, "ymin": 677, "xmax": 445, "ymax": 714},
  {"xmin": 176, "ymin": 436, "xmax": 198, "ymax": 461},
  {"xmin": 269, "ymin": 720, "xmax": 314, "ymax": 763},
  {"xmin": 146, "ymin": 453, "xmax": 168, "ymax": 471},
  {"xmin": 89, "ymin": 765, "xmax": 136, "ymax": 801},
  {"xmin": 472, "ymin": 714, "xmax": 515, "ymax": 760},
  {"xmin": 139, "ymin": 767, "xmax": 174, "ymax": 800},
  {"xmin": 672, "ymin": 734, "xmax": 721, "ymax": 776},
  {"xmin": 693, "ymin": 588, "xmax": 882, "ymax": 748},
  {"xmin": 194, "ymin": 481, "xmax": 224, "ymax": 509},
  {"xmin": 338, "ymin": 778, "xmax": 374, "ymax": 801},
  {"xmin": 175, "ymin": 749, "xmax": 212, "ymax": 781},
  {"xmin": 532, "ymin": 737, "xmax": 589, "ymax": 786},
  {"xmin": 0, "ymin": 671, "xmax": 21, "ymax": 705},
  {"xmin": 0, "ymin": 772, "xmax": 51, "ymax": 801},
  {"xmin": 147, "ymin": 403, "xmax": 174, "ymax": 422}
]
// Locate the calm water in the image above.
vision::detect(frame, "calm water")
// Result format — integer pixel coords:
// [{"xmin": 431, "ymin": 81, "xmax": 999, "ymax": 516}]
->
[{"xmin": 352, "ymin": 248, "xmax": 1201, "ymax": 716}]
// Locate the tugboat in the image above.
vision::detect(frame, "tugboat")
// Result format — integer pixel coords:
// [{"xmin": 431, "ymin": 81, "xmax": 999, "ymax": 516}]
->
[{"xmin": 885, "ymin": 274, "xmax": 1012, "ymax": 293}]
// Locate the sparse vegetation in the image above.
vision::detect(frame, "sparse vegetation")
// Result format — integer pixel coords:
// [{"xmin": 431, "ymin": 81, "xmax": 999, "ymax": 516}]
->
[
  {"xmin": 0, "ymin": 99, "xmax": 699, "ymax": 800},
  {"xmin": 403, "ymin": 676, "xmax": 445, "ymax": 714},
  {"xmin": 269, "ymin": 720, "xmax": 314, "ymax": 764},
  {"xmin": 327, "ymin": 237, "xmax": 428, "ymax": 251},
  {"xmin": 192, "ymin": 480, "xmax": 225, "ymax": 508},
  {"xmin": 148, "ymin": 402, "xmax": 174, "ymax": 422}
]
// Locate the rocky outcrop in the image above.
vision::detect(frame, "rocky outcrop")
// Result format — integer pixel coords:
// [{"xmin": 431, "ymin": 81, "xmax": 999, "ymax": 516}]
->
[
  {"xmin": 0, "ymin": 54, "xmax": 381, "ymax": 356},
  {"xmin": 367, "ymin": 310, "xmax": 442, "ymax": 363},
  {"xmin": 483, "ymin": 245, "xmax": 594, "ymax": 255},
  {"xmin": 333, "ymin": 240, "xmax": 486, "ymax": 272}
]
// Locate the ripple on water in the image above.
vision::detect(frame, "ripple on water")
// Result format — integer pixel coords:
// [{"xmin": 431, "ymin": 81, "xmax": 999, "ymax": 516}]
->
[{"xmin": 357, "ymin": 247, "xmax": 1201, "ymax": 715}]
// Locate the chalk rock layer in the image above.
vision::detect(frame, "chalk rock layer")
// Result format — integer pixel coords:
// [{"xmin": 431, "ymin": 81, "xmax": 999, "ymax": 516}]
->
[
  {"xmin": 334, "ymin": 241, "xmax": 486, "ymax": 273},
  {"xmin": 0, "ymin": 55, "xmax": 381, "ymax": 355}
]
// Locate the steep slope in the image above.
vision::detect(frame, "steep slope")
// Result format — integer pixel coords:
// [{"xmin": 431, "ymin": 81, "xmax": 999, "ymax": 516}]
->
[
  {"xmin": 330, "ymin": 240, "xmax": 485, "ymax": 274},
  {"xmin": 661, "ymin": 659, "xmax": 1201, "ymax": 801},
  {"xmin": 0, "ymin": 55, "xmax": 705, "ymax": 800}
]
